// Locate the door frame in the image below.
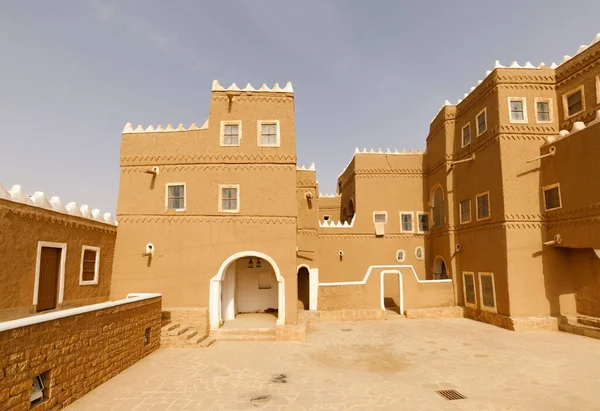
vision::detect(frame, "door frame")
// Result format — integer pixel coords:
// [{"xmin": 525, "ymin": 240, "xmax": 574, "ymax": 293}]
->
[
  {"xmin": 33, "ymin": 241, "xmax": 67, "ymax": 307},
  {"xmin": 380, "ymin": 270, "xmax": 404, "ymax": 315}
]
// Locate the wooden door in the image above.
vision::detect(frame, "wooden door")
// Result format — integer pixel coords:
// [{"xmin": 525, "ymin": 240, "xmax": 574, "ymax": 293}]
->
[{"xmin": 37, "ymin": 247, "xmax": 61, "ymax": 312}]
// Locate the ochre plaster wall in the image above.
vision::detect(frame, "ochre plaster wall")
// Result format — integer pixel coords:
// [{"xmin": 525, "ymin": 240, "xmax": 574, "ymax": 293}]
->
[{"xmin": 0, "ymin": 199, "xmax": 116, "ymax": 321}]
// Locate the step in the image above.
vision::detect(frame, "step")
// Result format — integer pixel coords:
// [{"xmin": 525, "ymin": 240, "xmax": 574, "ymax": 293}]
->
[
  {"xmin": 167, "ymin": 325, "xmax": 190, "ymax": 337},
  {"xmin": 189, "ymin": 333, "xmax": 208, "ymax": 345},
  {"xmin": 215, "ymin": 327, "xmax": 276, "ymax": 341},
  {"xmin": 198, "ymin": 337, "xmax": 216, "ymax": 348},
  {"xmin": 385, "ymin": 311, "xmax": 406, "ymax": 320},
  {"xmin": 177, "ymin": 329, "xmax": 198, "ymax": 341},
  {"xmin": 161, "ymin": 322, "xmax": 181, "ymax": 335}
]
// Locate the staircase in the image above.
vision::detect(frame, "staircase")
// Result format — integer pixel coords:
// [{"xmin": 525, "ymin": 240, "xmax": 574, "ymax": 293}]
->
[
  {"xmin": 212, "ymin": 326, "xmax": 276, "ymax": 341},
  {"xmin": 160, "ymin": 322, "xmax": 215, "ymax": 348}
]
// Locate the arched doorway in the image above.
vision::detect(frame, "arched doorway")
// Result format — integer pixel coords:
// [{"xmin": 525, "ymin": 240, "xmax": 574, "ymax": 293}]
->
[
  {"xmin": 209, "ymin": 251, "xmax": 285, "ymax": 330},
  {"xmin": 297, "ymin": 266, "xmax": 310, "ymax": 310},
  {"xmin": 347, "ymin": 198, "xmax": 355, "ymax": 223},
  {"xmin": 433, "ymin": 257, "xmax": 449, "ymax": 280}
]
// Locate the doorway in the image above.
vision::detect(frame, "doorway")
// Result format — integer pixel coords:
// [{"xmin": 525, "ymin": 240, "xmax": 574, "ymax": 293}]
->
[
  {"xmin": 37, "ymin": 247, "xmax": 61, "ymax": 312},
  {"xmin": 433, "ymin": 257, "xmax": 449, "ymax": 280},
  {"xmin": 297, "ymin": 266, "xmax": 310, "ymax": 310}
]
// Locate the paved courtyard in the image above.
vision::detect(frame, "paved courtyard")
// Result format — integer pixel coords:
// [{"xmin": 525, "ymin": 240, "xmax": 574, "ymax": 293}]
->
[{"xmin": 68, "ymin": 318, "xmax": 600, "ymax": 410}]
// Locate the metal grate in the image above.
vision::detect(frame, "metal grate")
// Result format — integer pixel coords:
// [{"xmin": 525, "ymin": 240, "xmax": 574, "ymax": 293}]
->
[
  {"xmin": 340, "ymin": 328, "xmax": 353, "ymax": 332},
  {"xmin": 436, "ymin": 390, "xmax": 467, "ymax": 401}
]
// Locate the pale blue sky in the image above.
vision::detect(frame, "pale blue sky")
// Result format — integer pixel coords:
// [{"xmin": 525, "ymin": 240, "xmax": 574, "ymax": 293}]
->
[{"xmin": 1, "ymin": 1, "xmax": 599, "ymax": 214}]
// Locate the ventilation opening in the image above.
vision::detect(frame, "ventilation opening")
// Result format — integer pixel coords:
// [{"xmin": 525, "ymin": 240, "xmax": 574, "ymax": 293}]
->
[
  {"xmin": 144, "ymin": 327, "xmax": 151, "ymax": 345},
  {"xmin": 340, "ymin": 328, "xmax": 353, "ymax": 332},
  {"xmin": 31, "ymin": 370, "xmax": 51, "ymax": 407},
  {"xmin": 436, "ymin": 389, "xmax": 466, "ymax": 401}
]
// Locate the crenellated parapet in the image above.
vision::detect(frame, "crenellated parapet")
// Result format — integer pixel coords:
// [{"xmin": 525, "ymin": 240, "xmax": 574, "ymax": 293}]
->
[
  {"xmin": 0, "ymin": 181, "xmax": 116, "ymax": 226},
  {"xmin": 544, "ymin": 110, "xmax": 600, "ymax": 146},
  {"xmin": 122, "ymin": 120, "xmax": 208, "ymax": 134},
  {"xmin": 211, "ymin": 80, "xmax": 293, "ymax": 94}
]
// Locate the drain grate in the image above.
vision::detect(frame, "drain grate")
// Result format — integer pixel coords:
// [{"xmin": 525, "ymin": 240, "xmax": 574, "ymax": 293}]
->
[
  {"xmin": 436, "ymin": 389, "xmax": 467, "ymax": 401},
  {"xmin": 340, "ymin": 328, "xmax": 353, "ymax": 332}
]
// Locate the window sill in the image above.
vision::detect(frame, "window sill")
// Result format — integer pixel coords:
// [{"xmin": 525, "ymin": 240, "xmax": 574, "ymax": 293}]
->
[
  {"xmin": 79, "ymin": 281, "xmax": 99, "ymax": 286},
  {"xmin": 475, "ymin": 216, "xmax": 491, "ymax": 222}
]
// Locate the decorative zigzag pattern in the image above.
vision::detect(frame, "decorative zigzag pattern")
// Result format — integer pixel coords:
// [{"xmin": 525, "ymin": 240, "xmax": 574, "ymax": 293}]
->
[
  {"xmin": 117, "ymin": 216, "xmax": 296, "ymax": 225},
  {"xmin": 318, "ymin": 233, "xmax": 425, "ymax": 240},
  {"xmin": 211, "ymin": 96, "xmax": 293, "ymax": 103},
  {"xmin": 556, "ymin": 45, "xmax": 600, "ymax": 84},
  {"xmin": 296, "ymin": 180, "xmax": 317, "ymax": 187},
  {"xmin": 121, "ymin": 154, "xmax": 296, "ymax": 166},
  {"xmin": 123, "ymin": 164, "xmax": 295, "ymax": 173}
]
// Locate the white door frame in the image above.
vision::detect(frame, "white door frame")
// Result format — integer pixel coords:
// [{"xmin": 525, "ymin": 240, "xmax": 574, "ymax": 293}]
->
[
  {"xmin": 380, "ymin": 270, "xmax": 404, "ymax": 315},
  {"xmin": 210, "ymin": 251, "xmax": 285, "ymax": 330},
  {"xmin": 33, "ymin": 241, "xmax": 67, "ymax": 307}
]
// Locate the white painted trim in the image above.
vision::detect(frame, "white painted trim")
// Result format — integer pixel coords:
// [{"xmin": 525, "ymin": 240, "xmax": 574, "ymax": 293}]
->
[
  {"xmin": 220, "ymin": 120, "xmax": 242, "ymax": 146},
  {"xmin": 165, "ymin": 182, "xmax": 186, "ymax": 212},
  {"xmin": 380, "ymin": 270, "xmax": 404, "ymax": 315},
  {"xmin": 79, "ymin": 246, "xmax": 100, "ymax": 285},
  {"xmin": 395, "ymin": 249, "xmax": 406, "ymax": 263},
  {"xmin": 257, "ymin": 120, "xmax": 281, "ymax": 147},
  {"xmin": 508, "ymin": 97, "xmax": 528, "ymax": 123},
  {"xmin": 462, "ymin": 271, "xmax": 476, "ymax": 308},
  {"xmin": 218, "ymin": 184, "xmax": 240, "ymax": 213},
  {"xmin": 459, "ymin": 199, "xmax": 472, "ymax": 224},
  {"xmin": 542, "ymin": 183, "xmax": 562, "ymax": 211},
  {"xmin": 33, "ymin": 241, "xmax": 67, "ymax": 306},
  {"xmin": 416, "ymin": 212, "xmax": 429, "ymax": 233},
  {"xmin": 1, "ymin": 294, "xmax": 161, "ymax": 333},
  {"xmin": 534, "ymin": 97, "xmax": 554, "ymax": 124},
  {"xmin": 476, "ymin": 108, "xmax": 487, "ymax": 136},
  {"xmin": 478, "ymin": 272, "xmax": 497, "ymax": 313},
  {"xmin": 415, "ymin": 247, "xmax": 424, "ymax": 261},
  {"xmin": 318, "ymin": 264, "xmax": 451, "ymax": 286},
  {"xmin": 210, "ymin": 251, "xmax": 285, "ymax": 330},
  {"xmin": 373, "ymin": 211, "xmax": 388, "ymax": 223},
  {"xmin": 309, "ymin": 268, "xmax": 319, "ymax": 310},
  {"xmin": 596, "ymin": 76, "xmax": 600, "ymax": 105},
  {"xmin": 461, "ymin": 122, "xmax": 471, "ymax": 147},
  {"xmin": 399, "ymin": 211, "xmax": 414, "ymax": 233},
  {"xmin": 475, "ymin": 191, "xmax": 491, "ymax": 221},
  {"xmin": 562, "ymin": 85, "xmax": 585, "ymax": 119}
]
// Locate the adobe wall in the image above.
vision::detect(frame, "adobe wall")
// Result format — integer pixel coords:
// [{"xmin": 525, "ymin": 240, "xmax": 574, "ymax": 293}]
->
[
  {"xmin": 0, "ymin": 295, "xmax": 161, "ymax": 410},
  {"xmin": 0, "ymin": 198, "xmax": 116, "ymax": 321}
]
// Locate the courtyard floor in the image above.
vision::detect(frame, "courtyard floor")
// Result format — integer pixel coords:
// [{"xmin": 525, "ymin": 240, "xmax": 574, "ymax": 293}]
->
[{"xmin": 68, "ymin": 318, "xmax": 600, "ymax": 411}]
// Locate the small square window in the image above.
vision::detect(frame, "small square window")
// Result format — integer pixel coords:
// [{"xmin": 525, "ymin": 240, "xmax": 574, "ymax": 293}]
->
[
  {"xmin": 563, "ymin": 86, "xmax": 585, "ymax": 118},
  {"xmin": 219, "ymin": 185, "xmax": 239, "ymax": 212},
  {"xmin": 479, "ymin": 272, "xmax": 496, "ymax": 312},
  {"xmin": 323, "ymin": 216, "xmax": 330, "ymax": 221},
  {"xmin": 459, "ymin": 200, "xmax": 471, "ymax": 224},
  {"xmin": 144, "ymin": 327, "xmax": 151, "ymax": 345},
  {"xmin": 373, "ymin": 212, "xmax": 387, "ymax": 223},
  {"xmin": 80, "ymin": 246, "xmax": 100, "ymax": 285},
  {"xmin": 463, "ymin": 272, "xmax": 476, "ymax": 308},
  {"xmin": 167, "ymin": 184, "xmax": 186, "ymax": 211},
  {"xmin": 417, "ymin": 213, "xmax": 429, "ymax": 233},
  {"xmin": 476, "ymin": 109, "xmax": 487, "ymax": 136},
  {"xmin": 508, "ymin": 98, "xmax": 527, "ymax": 123},
  {"xmin": 543, "ymin": 184, "xmax": 561, "ymax": 211},
  {"xmin": 258, "ymin": 120, "xmax": 280, "ymax": 147},
  {"xmin": 536, "ymin": 100, "xmax": 551, "ymax": 122},
  {"xmin": 400, "ymin": 212, "xmax": 413, "ymax": 232},
  {"xmin": 476, "ymin": 192, "xmax": 490, "ymax": 220},
  {"xmin": 461, "ymin": 124, "xmax": 471, "ymax": 147},
  {"xmin": 221, "ymin": 121, "xmax": 241, "ymax": 146}
]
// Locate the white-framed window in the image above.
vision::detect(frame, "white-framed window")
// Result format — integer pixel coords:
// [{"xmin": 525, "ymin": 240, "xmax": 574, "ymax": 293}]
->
[
  {"xmin": 459, "ymin": 199, "xmax": 471, "ymax": 224},
  {"xmin": 508, "ymin": 97, "xmax": 528, "ymax": 123},
  {"xmin": 417, "ymin": 212, "xmax": 429, "ymax": 233},
  {"xmin": 478, "ymin": 272, "xmax": 497, "ymax": 313},
  {"xmin": 476, "ymin": 192, "xmax": 490, "ymax": 221},
  {"xmin": 562, "ymin": 85, "xmax": 585, "ymax": 119},
  {"xmin": 219, "ymin": 184, "xmax": 240, "ymax": 213},
  {"xmin": 220, "ymin": 120, "xmax": 242, "ymax": 146},
  {"xmin": 400, "ymin": 212, "xmax": 414, "ymax": 233},
  {"xmin": 415, "ymin": 246, "xmax": 424, "ymax": 261},
  {"xmin": 476, "ymin": 108, "xmax": 487, "ymax": 136},
  {"xmin": 80, "ymin": 246, "xmax": 100, "ymax": 285},
  {"xmin": 373, "ymin": 211, "xmax": 388, "ymax": 223},
  {"xmin": 257, "ymin": 120, "xmax": 280, "ymax": 147},
  {"xmin": 461, "ymin": 123, "xmax": 471, "ymax": 147},
  {"xmin": 166, "ymin": 183, "xmax": 186, "ymax": 211},
  {"xmin": 396, "ymin": 249, "xmax": 406, "ymax": 263},
  {"xmin": 534, "ymin": 97, "xmax": 553, "ymax": 123},
  {"xmin": 462, "ymin": 272, "xmax": 476, "ymax": 308},
  {"xmin": 543, "ymin": 183, "xmax": 562, "ymax": 211}
]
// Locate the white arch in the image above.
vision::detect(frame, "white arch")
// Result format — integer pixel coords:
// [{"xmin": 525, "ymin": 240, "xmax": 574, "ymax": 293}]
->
[{"xmin": 209, "ymin": 251, "xmax": 285, "ymax": 330}]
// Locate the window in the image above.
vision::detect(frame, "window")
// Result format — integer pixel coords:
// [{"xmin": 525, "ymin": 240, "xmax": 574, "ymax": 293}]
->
[
  {"xmin": 220, "ymin": 121, "xmax": 241, "ymax": 146},
  {"xmin": 476, "ymin": 108, "xmax": 487, "ymax": 136},
  {"xmin": 415, "ymin": 247, "xmax": 424, "ymax": 261},
  {"xmin": 417, "ymin": 212, "xmax": 429, "ymax": 233},
  {"xmin": 459, "ymin": 199, "xmax": 471, "ymax": 224},
  {"xmin": 508, "ymin": 98, "xmax": 527, "ymax": 123},
  {"xmin": 461, "ymin": 124, "xmax": 471, "ymax": 147},
  {"xmin": 462, "ymin": 272, "xmax": 476, "ymax": 308},
  {"xmin": 535, "ymin": 98, "xmax": 552, "ymax": 123},
  {"xmin": 258, "ymin": 120, "xmax": 280, "ymax": 147},
  {"xmin": 219, "ymin": 185, "xmax": 240, "ymax": 213},
  {"xmin": 166, "ymin": 183, "xmax": 186, "ymax": 211},
  {"xmin": 323, "ymin": 215, "xmax": 330, "ymax": 221},
  {"xmin": 400, "ymin": 212, "xmax": 414, "ymax": 233},
  {"xmin": 144, "ymin": 327, "xmax": 151, "ymax": 345},
  {"xmin": 563, "ymin": 86, "xmax": 585, "ymax": 118},
  {"xmin": 476, "ymin": 192, "xmax": 490, "ymax": 220},
  {"xmin": 80, "ymin": 246, "xmax": 100, "ymax": 285},
  {"xmin": 373, "ymin": 212, "xmax": 387, "ymax": 223},
  {"xmin": 543, "ymin": 184, "xmax": 562, "ymax": 211},
  {"xmin": 396, "ymin": 249, "xmax": 406, "ymax": 263},
  {"xmin": 478, "ymin": 272, "xmax": 497, "ymax": 312},
  {"xmin": 431, "ymin": 186, "xmax": 445, "ymax": 227}
]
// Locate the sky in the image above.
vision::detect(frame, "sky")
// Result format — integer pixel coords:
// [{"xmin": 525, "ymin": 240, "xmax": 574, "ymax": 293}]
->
[{"xmin": 1, "ymin": 1, "xmax": 599, "ymax": 215}]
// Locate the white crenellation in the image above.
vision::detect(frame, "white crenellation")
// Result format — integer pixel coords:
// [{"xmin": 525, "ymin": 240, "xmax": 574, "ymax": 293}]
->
[
  {"xmin": 49, "ymin": 196, "xmax": 66, "ymax": 212},
  {"xmin": 0, "ymin": 181, "xmax": 9, "ymax": 200},
  {"xmin": 80, "ymin": 205, "xmax": 92, "ymax": 219},
  {"xmin": 550, "ymin": 110, "xmax": 600, "ymax": 143},
  {"xmin": 91, "ymin": 209, "xmax": 104, "ymax": 222},
  {"xmin": 31, "ymin": 192, "xmax": 51, "ymax": 209},
  {"xmin": 356, "ymin": 148, "xmax": 424, "ymax": 156},
  {"xmin": 319, "ymin": 214, "xmax": 356, "ymax": 228},
  {"xmin": 212, "ymin": 80, "xmax": 293, "ymax": 93},
  {"xmin": 9, "ymin": 185, "xmax": 31, "ymax": 204},
  {"xmin": 65, "ymin": 202, "xmax": 82, "ymax": 217}
]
